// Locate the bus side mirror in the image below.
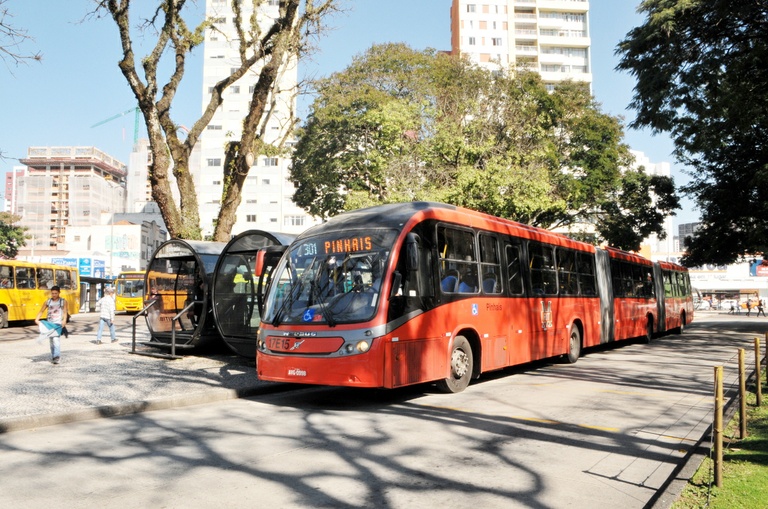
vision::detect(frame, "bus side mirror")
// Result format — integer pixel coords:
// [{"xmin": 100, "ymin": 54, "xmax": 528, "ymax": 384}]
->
[{"xmin": 254, "ymin": 250, "xmax": 266, "ymax": 278}]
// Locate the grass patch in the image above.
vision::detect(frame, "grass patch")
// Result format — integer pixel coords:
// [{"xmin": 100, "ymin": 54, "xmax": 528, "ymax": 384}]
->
[{"xmin": 673, "ymin": 391, "xmax": 768, "ymax": 508}]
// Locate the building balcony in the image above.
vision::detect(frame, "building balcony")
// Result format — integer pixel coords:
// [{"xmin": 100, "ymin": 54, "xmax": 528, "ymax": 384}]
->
[
  {"xmin": 536, "ymin": 0, "xmax": 589, "ymax": 13},
  {"xmin": 538, "ymin": 34, "xmax": 590, "ymax": 48}
]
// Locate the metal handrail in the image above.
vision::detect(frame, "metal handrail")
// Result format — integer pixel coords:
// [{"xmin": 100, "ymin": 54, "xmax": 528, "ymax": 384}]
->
[
  {"xmin": 130, "ymin": 298, "xmax": 199, "ymax": 360},
  {"xmin": 170, "ymin": 300, "xmax": 198, "ymax": 358},
  {"xmin": 131, "ymin": 299, "xmax": 158, "ymax": 353}
]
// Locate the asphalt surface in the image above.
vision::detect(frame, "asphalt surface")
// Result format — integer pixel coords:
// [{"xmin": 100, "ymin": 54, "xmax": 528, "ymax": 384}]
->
[{"xmin": 0, "ymin": 311, "xmax": 273, "ymax": 433}]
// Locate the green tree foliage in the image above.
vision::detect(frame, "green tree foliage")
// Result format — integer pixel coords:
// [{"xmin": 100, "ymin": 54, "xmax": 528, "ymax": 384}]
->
[
  {"xmin": 616, "ymin": 0, "xmax": 768, "ymax": 265},
  {"xmin": 292, "ymin": 43, "xmax": 679, "ymax": 251},
  {"xmin": 0, "ymin": 212, "xmax": 27, "ymax": 259}
]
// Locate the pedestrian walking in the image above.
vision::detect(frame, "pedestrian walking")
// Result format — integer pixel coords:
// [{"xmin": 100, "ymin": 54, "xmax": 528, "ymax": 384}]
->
[
  {"xmin": 35, "ymin": 285, "xmax": 68, "ymax": 364},
  {"xmin": 96, "ymin": 287, "xmax": 118, "ymax": 344},
  {"xmin": 758, "ymin": 300, "xmax": 766, "ymax": 317},
  {"xmin": 746, "ymin": 297, "xmax": 753, "ymax": 316}
]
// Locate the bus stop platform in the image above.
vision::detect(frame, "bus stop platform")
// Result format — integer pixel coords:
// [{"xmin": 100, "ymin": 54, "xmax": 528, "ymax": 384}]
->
[{"xmin": 0, "ymin": 312, "xmax": 273, "ymax": 433}]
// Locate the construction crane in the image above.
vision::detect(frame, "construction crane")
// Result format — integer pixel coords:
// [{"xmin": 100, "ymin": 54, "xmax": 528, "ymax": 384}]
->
[{"xmin": 91, "ymin": 107, "xmax": 140, "ymax": 145}]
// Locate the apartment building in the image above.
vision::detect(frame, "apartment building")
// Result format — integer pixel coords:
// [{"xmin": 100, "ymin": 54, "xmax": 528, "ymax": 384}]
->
[
  {"xmin": 15, "ymin": 146, "xmax": 126, "ymax": 252},
  {"xmin": 196, "ymin": 0, "xmax": 317, "ymax": 238},
  {"xmin": 450, "ymin": 0, "xmax": 592, "ymax": 90}
]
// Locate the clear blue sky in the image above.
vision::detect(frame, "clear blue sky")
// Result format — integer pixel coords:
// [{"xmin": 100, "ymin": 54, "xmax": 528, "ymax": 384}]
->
[{"xmin": 0, "ymin": 0, "xmax": 697, "ymax": 224}]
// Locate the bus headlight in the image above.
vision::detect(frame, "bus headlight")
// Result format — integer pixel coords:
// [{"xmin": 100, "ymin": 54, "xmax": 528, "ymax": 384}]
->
[{"xmin": 344, "ymin": 341, "xmax": 370, "ymax": 354}]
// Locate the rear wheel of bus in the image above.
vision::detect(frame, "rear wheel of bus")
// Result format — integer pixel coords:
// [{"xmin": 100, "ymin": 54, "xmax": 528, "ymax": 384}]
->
[
  {"xmin": 566, "ymin": 325, "xmax": 581, "ymax": 364},
  {"xmin": 437, "ymin": 335, "xmax": 473, "ymax": 393}
]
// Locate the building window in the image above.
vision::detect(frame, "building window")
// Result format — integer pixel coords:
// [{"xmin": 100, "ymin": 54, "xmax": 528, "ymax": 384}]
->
[
  {"xmin": 468, "ymin": 36, "xmax": 476, "ymax": 46},
  {"xmin": 466, "ymin": 4, "xmax": 475, "ymax": 13},
  {"xmin": 212, "ymin": 17, "xmax": 225, "ymax": 24},
  {"xmin": 269, "ymin": 218, "xmax": 277, "ymax": 223},
  {"xmin": 230, "ymin": 85, "xmax": 240, "ymax": 93},
  {"xmin": 246, "ymin": 199, "xmax": 257, "ymax": 203},
  {"xmin": 284, "ymin": 216, "xmax": 305, "ymax": 227},
  {"xmin": 268, "ymin": 0, "xmax": 279, "ymax": 5},
  {"xmin": 246, "ymin": 214, "xmax": 257, "ymax": 222},
  {"xmin": 492, "ymin": 38, "xmax": 502, "ymax": 46},
  {"xmin": 207, "ymin": 125, "xmax": 222, "ymax": 130},
  {"xmin": 213, "ymin": 180, "xmax": 221, "ymax": 185},
  {"xmin": 264, "ymin": 157, "xmax": 278, "ymax": 167},
  {"xmin": 262, "ymin": 178, "xmax": 271, "ymax": 185},
  {"xmin": 74, "ymin": 236, "xmax": 80, "ymax": 242},
  {"xmin": 207, "ymin": 158, "xmax": 222, "ymax": 166}
]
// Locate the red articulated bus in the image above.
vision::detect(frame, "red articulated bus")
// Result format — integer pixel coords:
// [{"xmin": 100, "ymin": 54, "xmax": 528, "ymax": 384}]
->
[{"xmin": 255, "ymin": 202, "xmax": 693, "ymax": 393}]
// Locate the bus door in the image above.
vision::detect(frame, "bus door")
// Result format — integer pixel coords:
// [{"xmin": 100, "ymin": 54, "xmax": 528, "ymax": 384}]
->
[
  {"xmin": 504, "ymin": 240, "xmax": 531, "ymax": 365},
  {"xmin": 527, "ymin": 243, "xmax": 559, "ymax": 360},
  {"xmin": 14, "ymin": 266, "xmax": 39, "ymax": 320}
]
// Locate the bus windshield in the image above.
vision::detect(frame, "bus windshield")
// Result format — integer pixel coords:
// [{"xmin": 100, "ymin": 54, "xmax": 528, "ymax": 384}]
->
[
  {"xmin": 262, "ymin": 229, "xmax": 397, "ymax": 326},
  {"xmin": 117, "ymin": 277, "xmax": 144, "ymax": 298}
]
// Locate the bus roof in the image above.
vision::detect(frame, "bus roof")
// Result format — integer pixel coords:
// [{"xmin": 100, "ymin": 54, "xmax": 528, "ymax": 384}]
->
[{"xmin": 297, "ymin": 202, "xmax": 595, "ymax": 252}]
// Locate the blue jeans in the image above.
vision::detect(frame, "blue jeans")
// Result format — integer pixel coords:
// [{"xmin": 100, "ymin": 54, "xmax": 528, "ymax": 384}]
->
[
  {"xmin": 97, "ymin": 318, "xmax": 116, "ymax": 342},
  {"xmin": 49, "ymin": 333, "xmax": 60, "ymax": 359}
]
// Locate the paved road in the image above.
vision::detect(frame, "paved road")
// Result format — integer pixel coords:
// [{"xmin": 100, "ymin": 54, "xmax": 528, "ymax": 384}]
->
[{"xmin": 0, "ymin": 311, "xmax": 766, "ymax": 508}]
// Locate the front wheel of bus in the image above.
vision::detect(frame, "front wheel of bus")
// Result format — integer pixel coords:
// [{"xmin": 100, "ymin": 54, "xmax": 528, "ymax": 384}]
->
[
  {"xmin": 566, "ymin": 325, "xmax": 581, "ymax": 364},
  {"xmin": 437, "ymin": 335, "xmax": 473, "ymax": 393}
]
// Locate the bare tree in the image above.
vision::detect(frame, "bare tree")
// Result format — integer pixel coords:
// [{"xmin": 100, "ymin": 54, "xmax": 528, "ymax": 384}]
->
[
  {"xmin": 97, "ymin": 0, "xmax": 339, "ymax": 240},
  {"xmin": 0, "ymin": 0, "xmax": 42, "ymax": 70}
]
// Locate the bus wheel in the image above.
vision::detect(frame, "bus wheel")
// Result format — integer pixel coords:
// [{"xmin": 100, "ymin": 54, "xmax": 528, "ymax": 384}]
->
[
  {"xmin": 644, "ymin": 317, "xmax": 654, "ymax": 344},
  {"xmin": 566, "ymin": 325, "xmax": 581, "ymax": 364},
  {"xmin": 437, "ymin": 335, "xmax": 473, "ymax": 393},
  {"xmin": 0, "ymin": 308, "xmax": 6, "ymax": 328}
]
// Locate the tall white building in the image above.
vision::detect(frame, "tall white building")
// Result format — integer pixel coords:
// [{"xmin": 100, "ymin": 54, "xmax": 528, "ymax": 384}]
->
[
  {"xmin": 450, "ymin": 0, "xmax": 592, "ymax": 91},
  {"xmin": 196, "ymin": 0, "xmax": 317, "ymax": 238}
]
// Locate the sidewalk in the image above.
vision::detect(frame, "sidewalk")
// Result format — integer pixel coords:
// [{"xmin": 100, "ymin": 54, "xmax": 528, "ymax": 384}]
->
[{"xmin": 0, "ymin": 312, "xmax": 272, "ymax": 433}]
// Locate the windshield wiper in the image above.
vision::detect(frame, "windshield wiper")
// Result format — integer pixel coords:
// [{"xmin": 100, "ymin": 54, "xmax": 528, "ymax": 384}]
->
[{"xmin": 311, "ymin": 259, "xmax": 337, "ymax": 327}]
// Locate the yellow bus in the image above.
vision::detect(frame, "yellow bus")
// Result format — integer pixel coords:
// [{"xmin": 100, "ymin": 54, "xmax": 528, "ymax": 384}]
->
[
  {"xmin": 115, "ymin": 270, "xmax": 145, "ymax": 313},
  {"xmin": 0, "ymin": 260, "xmax": 81, "ymax": 328}
]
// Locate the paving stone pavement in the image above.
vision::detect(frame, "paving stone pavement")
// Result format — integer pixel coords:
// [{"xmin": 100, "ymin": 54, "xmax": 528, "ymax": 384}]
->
[{"xmin": 0, "ymin": 312, "xmax": 272, "ymax": 433}]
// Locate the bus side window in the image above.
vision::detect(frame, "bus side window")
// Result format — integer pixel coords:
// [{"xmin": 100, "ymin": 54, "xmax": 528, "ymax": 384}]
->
[
  {"xmin": 38, "ymin": 268, "xmax": 54, "ymax": 289},
  {"xmin": 577, "ymin": 253, "xmax": 596, "ymax": 296},
  {"xmin": 479, "ymin": 234, "xmax": 501, "ymax": 294},
  {"xmin": 529, "ymin": 243, "xmax": 556, "ymax": 295},
  {"xmin": 0, "ymin": 265, "xmax": 12, "ymax": 288},
  {"xmin": 15, "ymin": 268, "xmax": 35, "ymax": 289},
  {"xmin": 56, "ymin": 269, "xmax": 73, "ymax": 290},
  {"xmin": 505, "ymin": 244, "xmax": 523, "ymax": 295}
]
